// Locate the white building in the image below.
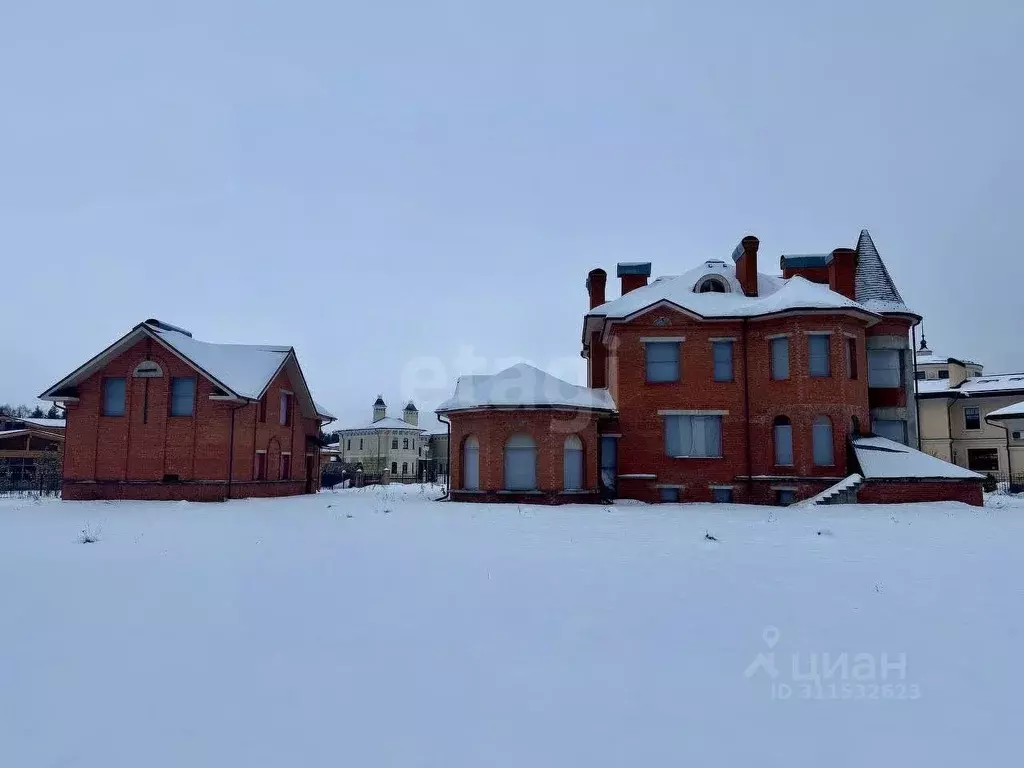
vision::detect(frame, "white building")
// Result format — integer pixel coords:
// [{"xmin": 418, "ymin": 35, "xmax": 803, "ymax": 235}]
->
[{"xmin": 331, "ymin": 397, "xmax": 434, "ymax": 480}]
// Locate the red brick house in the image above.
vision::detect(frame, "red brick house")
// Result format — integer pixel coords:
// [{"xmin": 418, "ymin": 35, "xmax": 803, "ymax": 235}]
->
[
  {"xmin": 40, "ymin": 319, "xmax": 335, "ymax": 501},
  {"xmin": 439, "ymin": 231, "xmax": 983, "ymax": 506}
]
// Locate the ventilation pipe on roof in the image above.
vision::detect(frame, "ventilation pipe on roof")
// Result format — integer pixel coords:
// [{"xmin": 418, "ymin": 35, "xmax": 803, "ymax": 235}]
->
[
  {"xmin": 732, "ymin": 236, "xmax": 759, "ymax": 297},
  {"xmin": 616, "ymin": 262, "xmax": 651, "ymax": 296},
  {"xmin": 586, "ymin": 268, "xmax": 607, "ymax": 309},
  {"xmin": 145, "ymin": 319, "xmax": 193, "ymax": 338}
]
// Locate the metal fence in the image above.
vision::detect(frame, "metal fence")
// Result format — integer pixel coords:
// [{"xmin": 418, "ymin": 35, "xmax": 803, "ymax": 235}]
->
[
  {"xmin": 0, "ymin": 477, "xmax": 61, "ymax": 498},
  {"xmin": 977, "ymin": 471, "xmax": 1024, "ymax": 493}
]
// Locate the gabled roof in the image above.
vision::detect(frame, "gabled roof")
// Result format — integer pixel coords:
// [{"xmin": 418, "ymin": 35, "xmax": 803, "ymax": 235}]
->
[
  {"xmin": 40, "ymin": 320, "xmax": 330, "ymax": 421},
  {"xmin": 852, "ymin": 436, "xmax": 982, "ymax": 480},
  {"xmin": 437, "ymin": 363, "xmax": 617, "ymax": 414},
  {"xmin": 855, "ymin": 230, "xmax": 914, "ymax": 316}
]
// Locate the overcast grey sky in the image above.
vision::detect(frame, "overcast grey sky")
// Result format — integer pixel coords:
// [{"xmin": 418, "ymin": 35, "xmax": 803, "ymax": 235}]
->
[{"xmin": 2, "ymin": 1, "xmax": 1021, "ymax": 427}]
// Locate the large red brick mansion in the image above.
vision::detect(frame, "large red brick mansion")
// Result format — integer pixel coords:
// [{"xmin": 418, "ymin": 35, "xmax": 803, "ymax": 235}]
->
[{"xmin": 438, "ymin": 231, "xmax": 983, "ymax": 505}]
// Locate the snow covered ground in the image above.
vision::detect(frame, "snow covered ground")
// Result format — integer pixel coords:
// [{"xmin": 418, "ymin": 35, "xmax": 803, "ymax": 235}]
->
[{"xmin": 1, "ymin": 486, "xmax": 1021, "ymax": 766}]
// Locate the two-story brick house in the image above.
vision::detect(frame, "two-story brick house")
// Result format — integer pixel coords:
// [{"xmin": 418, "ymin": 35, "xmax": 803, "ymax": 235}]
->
[
  {"xmin": 440, "ymin": 231, "xmax": 982, "ymax": 506},
  {"xmin": 39, "ymin": 319, "xmax": 335, "ymax": 501}
]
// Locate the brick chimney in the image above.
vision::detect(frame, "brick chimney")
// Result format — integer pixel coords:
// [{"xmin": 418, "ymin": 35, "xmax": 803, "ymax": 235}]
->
[
  {"xmin": 616, "ymin": 262, "xmax": 651, "ymax": 296},
  {"xmin": 586, "ymin": 268, "xmax": 607, "ymax": 309},
  {"xmin": 828, "ymin": 247, "xmax": 857, "ymax": 300},
  {"xmin": 732, "ymin": 236, "xmax": 760, "ymax": 297}
]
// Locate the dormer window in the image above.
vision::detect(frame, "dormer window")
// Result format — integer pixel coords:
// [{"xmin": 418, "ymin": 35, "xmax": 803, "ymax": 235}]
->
[{"xmin": 696, "ymin": 276, "xmax": 728, "ymax": 293}]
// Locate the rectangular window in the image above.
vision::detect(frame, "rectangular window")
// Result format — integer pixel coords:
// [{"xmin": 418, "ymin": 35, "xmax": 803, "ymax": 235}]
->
[
  {"xmin": 258, "ymin": 395, "xmax": 267, "ymax": 423},
  {"xmin": 938, "ymin": 369, "xmax": 949, "ymax": 380},
  {"xmin": 713, "ymin": 341, "xmax": 734, "ymax": 382},
  {"xmin": 775, "ymin": 489, "xmax": 796, "ymax": 506},
  {"xmin": 711, "ymin": 487, "xmax": 733, "ymax": 503},
  {"xmin": 914, "ymin": 371, "xmax": 926, "ymax": 381},
  {"xmin": 391, "ymin": 438, "xmax": 398, "ymax": 449},
  {"xmin": 659, "ymin": 487, "xmax": 680, "ymax": 503},
  {"xmin": 774, "ymin": 423, "xmax": 793, "ymax": 466},
  {"xmin": 967, "ymin": 448, "xmax": 999, "ymax": 472},
  {"xmin": 280, "ymin": 392, "xmax": 292, "ymax": 426},
  {"xmin": 873, "ymin": 419, "xmax": 907, "ymax": 444},
  {"xmin": 359, "ymin": 439, "xmax": 363, "ymax": 450},
  {"xmin": 255, "ymin": 452, "xmax": 267, "ymax": 480},
  {"xmin": 347, "ymin": 440, "xmax": 351, "ymax": 450},
  {"xmin": 846, "ymin": 338, "xmax": 858, "ymax": 379},
  {"xmin": 664, "ymin": 414, "xmax": 723, "ymax": 458},
  {"xmin": 808, "ymin": 335, "xmax": 830, "ymax": 377},
  {"xmin": 867, "ymin": 349, "xmax": 901, "ymax": 388},
  {"xmin": 964, "ymin": 407, "xmax": 981, "ymax": 431},
  {"xmin": 770, "ymin": 337, "xmax": 789, "ymax": 380},
  {"xmin": 169, "ymin": 377, "xmax": 196, "ymax": 416},
  {"xmin": 102, "ymin": 377, "xmax": 127, "ymax": 416},
  {"xmin": 280, "ymin": 453, "xmax": 291, "ymax": 480},
  {"xmin": 646, "ymin": 342, "xmax": 680, "ymax": 383}
]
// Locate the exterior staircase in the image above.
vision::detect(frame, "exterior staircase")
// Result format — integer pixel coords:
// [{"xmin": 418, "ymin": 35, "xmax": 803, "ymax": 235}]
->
[{"xmin": 801, "ymin": 474, "xmax": 864, "ymax": 506}]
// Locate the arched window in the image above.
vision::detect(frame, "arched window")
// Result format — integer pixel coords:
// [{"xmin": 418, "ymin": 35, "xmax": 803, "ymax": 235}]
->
[
  {"xmin": 773, "ymin": 416, "xmax": 793, "ymax": 467},
  {"xmin": 463, "ymin": 435, "xmax": 480, "ymax": 490},
  {"xmin": 403, "ymin": 438, "xmax": 409, "ymax": 449},
  {"xmin": 390, "ymin": 461, "xmax": 397, "ymax": 474},
  {"xmin": 402, "ymin": 462, "xmax": 408, "ymax": 475},
  {"xmin": 696, "ymin": 276, "xmax": 729, "ymax": 293},
  {"xmin": 813, "ymin": 416, "xmax": 834, "ymax": 466},
  {"xmin": 504, "ymin": 434, "xmax": 537, "ymax": 491},
  {"xmin": 563, "ymin": 435, "xmax": 584, "ymax": 490}
]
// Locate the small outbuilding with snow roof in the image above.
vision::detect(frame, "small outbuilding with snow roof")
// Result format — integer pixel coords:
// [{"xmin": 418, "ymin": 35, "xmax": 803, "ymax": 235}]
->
[
  {"xmin": 40, "ymin": 319, "xmax": 335, "ymax": 501},
  {"xmin": 437, "ymin": 363, "xmax": 617, "ymax": 504}
]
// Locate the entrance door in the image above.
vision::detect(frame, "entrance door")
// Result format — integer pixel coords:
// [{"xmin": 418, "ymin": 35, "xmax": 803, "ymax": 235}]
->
[
  {"xmin": 305, "ymin": 455, "xmax": 315, "ymax": 494},
  {"xmin": 600, "ymin": 436, "xmax": 618, "ymax": 497}
]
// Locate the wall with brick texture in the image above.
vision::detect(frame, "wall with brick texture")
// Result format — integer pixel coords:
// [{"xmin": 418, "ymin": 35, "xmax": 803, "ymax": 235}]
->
[
  {"xmin": 857, "ymin": 480, "xmax": 983, "ymax": 507},
  {"xmin": 62, "ymin": 334, "xmax": 320, "ymax": 501},
  {"xmin": 602, "ymin": 308, "xmax": 871, "ymax": 502},
  {"xmin": 448, "ymin": 409, "xmax": 601, "ymax": 497}
]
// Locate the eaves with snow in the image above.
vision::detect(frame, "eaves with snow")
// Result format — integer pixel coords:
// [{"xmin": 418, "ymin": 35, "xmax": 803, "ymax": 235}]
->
[
  {"xmin": 852, "ymin": 436, "xmax": 983, "ymax": 480},
  {"xmin": 437, "ymin": 363, "xmax": 617, "ymax": 414},
  {"xmin": 582, "ymin": 230, "xmax": 916, "ymax": 347},
  {"xmin": 40, "ymin": 319, "xmax": 335, "ymax": 424}
]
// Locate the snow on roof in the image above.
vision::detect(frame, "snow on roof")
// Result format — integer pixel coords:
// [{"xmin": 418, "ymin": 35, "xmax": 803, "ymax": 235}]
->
[
  {"xmin": 150, "ymin": 326, "xmax": 290, "ymax": 400},
  {"xmin": 987, "ymin": 401, "xmax": 1024, "ymax": 420},
  {"xmin": 958, "ymin": 374, "xmax": 1024, "ymax": 395},
  {"xmin": 916, "ymin": 349, "xmax": 979, "ymax": 366},
  {"xmin": 335, "ymin": 416, "xmax": 427, "ymax": 433},
  {"xmin": 915, "ymin": 379, "xmax": 953, "ymax": 396},
  {"xmin": 852, "ymin": 436, "xmax": 982, "ymax": 480},
  {"xmin": 589, "ymin": 265, "xmax": 868, "ymax": 322},
  {"xmin": 314, "ymin": 401, "xmax": 336, "ymax": 421},
  {"xmin": 854, "ymin": 230, "xmax": 915, "ymax": 316},
  {"xmin": 437, "ymin": 363, "xmax": 617, "ymax": 413},
  {"xmin": 0, "ymin": 427, "xmax": 63, "ymax": 440},
  {"xmin": 10, "ymin": 417, "xmax": 65, "ymax": 429}
]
